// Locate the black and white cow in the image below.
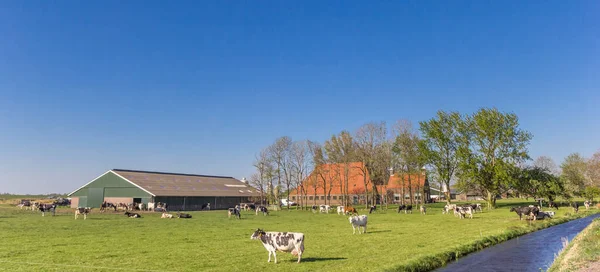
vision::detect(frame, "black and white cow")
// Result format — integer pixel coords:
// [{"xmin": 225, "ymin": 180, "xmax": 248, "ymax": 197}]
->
[
  {"xmin": 228, "ymin": 207, "xmax": 241, "ymax": 219},
  {"xmin": 39, "ymin": 204, "xmax": 57, "ymax": 217},
  {"xmin": 124, "ymin": 211, "xmax": 142, "ymax": 218},
  {"xmin": 250, "ymin": 229, "xmax": 304, "ymax": 263},
  {"xmin": 584, "ymin": 201, "xmax": 591, "ymax": 210},
  {"xmin": 443, "ymin": 204, "xmax": 457, "ymax": 215},
  {"xmin": 548, "ymin": 201, "xmax": 559, "ymax": 210},
  {"xmin": 75, "ymin": 207, "xmax": 91, "ymax": 220},
  {"xmin": 100, "ymin": 202, "xmax": 117, "ymax": 212},
  {"xmin": 397, "ymin": 205, "xmax": 413, "ymax": 214},
  {"xmin": 456, "ymin": 206, "xmax": 473, "ymax": 219},
  {"xmin": 201, "ymin": 203, "xmax": 211, "ymax": 210},
  {"xmin": 369, "ymin": 205, "xmax": 376, "ymax": 214},
  {"xmin": 177, "ymin": 213, "xmax": 192, "ymax": 218},
  {"xmin": 256, "ymin": 206, "xmax": 269, "ymax": 216},
  {"xmin": 244, "ymin": 204, "xmax": 256, "ymax": 211},
  {"xmin": 510, "ymin": 206, "xmax": 539, "ymax": 220}
]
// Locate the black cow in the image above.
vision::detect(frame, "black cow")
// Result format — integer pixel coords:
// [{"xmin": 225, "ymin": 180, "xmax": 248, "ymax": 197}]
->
[
  {"xmin": 571, "ymin": 202, "xmax": 579, "ymax": 213},
  {"xmin": 369, "ymin": 205, "xmax": 376, "ymax": 214},
  {"xmin": 124, "ymin": 211, "xmax": 142, "ymax": 218},
  {"xmin": 178, "ymin": 213, "xmax": 192, "ymax": 218},
  {"xmin": 548, "ymin": 201, "xmax": 559, "ymax": 210},
  {"xmin": 201, "ymin": 203, "xmax": 211, "ymax": 210},
  {"xmin": 256, "ymin": 206, "xmax": 269, "ymax": 216},
  {"xmin": 311, "ymin": 205, "xmax": 318, "ymax": 213},
  {"xmin": 510, "ymin": 206, "xmax": 539, "ymax": 220},
  {"xmin": 39, "ymin": 204, "xmax": 57, "ymax": 217}
]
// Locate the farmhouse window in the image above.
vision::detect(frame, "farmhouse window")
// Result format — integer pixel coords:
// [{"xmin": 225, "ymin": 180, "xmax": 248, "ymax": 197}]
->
[
  {"xmin": 320, "ymin": 196, "xmax": 325, "ymax": 200},
  {"xmin": 327, "ymin": 196, "xmax": 330, "ymax": 200},
  {"xmin": 309, "ymin": 196, "xmax": 313, "ymax": 200},
  {"xmin": 333, "ymin": 196, "xmax": 337, "ymax": 200}
]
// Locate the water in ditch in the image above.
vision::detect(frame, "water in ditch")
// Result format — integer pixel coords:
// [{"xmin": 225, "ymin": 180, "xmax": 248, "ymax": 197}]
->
[{"xmin": 435, "ymin": 213, "xmax": 600, "ymax": 272}]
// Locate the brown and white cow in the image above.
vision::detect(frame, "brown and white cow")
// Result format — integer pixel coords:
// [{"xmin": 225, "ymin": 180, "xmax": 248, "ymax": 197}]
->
[
  {"xmin": 250, "ymin": 229, "xmax": 304, "ymax": 263},
  {"xmin": 161, "ymin": 212, "xmax": 174, "ymax": 218},
  {"xmin": 75, "ymin": 207, "xmax": 91, "ymax": 220},
  {"xmin": 344, "ymin": 206, "xmax": 358, "ymax": 215}
]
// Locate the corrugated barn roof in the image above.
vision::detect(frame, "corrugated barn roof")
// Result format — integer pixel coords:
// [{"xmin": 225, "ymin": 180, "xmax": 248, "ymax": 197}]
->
[{"xmin": 112, "ymin": 169, "xmax": 260, "ymax": 197}]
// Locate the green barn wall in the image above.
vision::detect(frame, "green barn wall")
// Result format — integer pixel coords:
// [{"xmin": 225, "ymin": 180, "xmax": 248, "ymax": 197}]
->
[{"xmin": 71, "ymin": 171, "xmax": 152, "ymax": 208}]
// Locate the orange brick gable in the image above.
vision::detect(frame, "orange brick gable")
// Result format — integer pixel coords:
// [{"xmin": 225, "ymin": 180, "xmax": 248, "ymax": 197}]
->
[{"xmin": 291, "ymin": 162, "xmax": 371, "ymax": 195}]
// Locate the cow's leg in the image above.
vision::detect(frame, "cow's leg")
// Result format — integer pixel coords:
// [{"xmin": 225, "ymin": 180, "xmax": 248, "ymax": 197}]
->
[
  {"xmin": 84, "ymin": 214, "xmax": 87, "ymax": 220},
  {"xmin": 296, "ymin": 246, "xmax": 303, "ymax": 263},
  {"xmin": 267, "ymin": 251, "xmax": 271, "ymax": 263},
  {"xmin": 364, "ymin": 225, "xmax": 367, "ymax": 233},
  {"xmin": 273, "ymin": 251, "xmax": 277, "ymax": 264}
]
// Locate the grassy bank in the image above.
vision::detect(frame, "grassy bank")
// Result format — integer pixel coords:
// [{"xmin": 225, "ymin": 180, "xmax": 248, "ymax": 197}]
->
[
  {"xmin": 548, "ymin": 218, "xmax": 600, "ymax": 272},
  {"xmin": 0, "ymin": 200, "xmax": 596, "ymax": 272}
]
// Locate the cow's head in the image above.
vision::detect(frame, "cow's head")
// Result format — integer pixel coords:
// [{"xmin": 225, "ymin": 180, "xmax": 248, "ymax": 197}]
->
[
  {"xmin": 510, "ymin": 207, "xmax": 517, "ymax": 212},
  {"xmin": 251, "ymin": 229, "xmax": 266, "ymax": 240}
]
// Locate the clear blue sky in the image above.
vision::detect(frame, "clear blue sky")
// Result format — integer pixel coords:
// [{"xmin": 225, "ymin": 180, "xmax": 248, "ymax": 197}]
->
[{"xmin": 1, "ymin": 1, "xmax": 598, "ymax": 194}]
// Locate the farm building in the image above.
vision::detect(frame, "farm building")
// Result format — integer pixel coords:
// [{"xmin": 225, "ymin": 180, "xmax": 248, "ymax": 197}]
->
[
  {"xmin": 289, "ymin": 162, "xmax": 430, "ymax": 206},
  {"xmin": 67, "ymin": 169, "xmax": 259, "ymax": 210}
]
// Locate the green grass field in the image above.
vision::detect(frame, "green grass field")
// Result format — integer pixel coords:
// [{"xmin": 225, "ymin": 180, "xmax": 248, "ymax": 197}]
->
[{"xmin": 0, "ymin": 200, "xmax": 596, "ymax": 272}]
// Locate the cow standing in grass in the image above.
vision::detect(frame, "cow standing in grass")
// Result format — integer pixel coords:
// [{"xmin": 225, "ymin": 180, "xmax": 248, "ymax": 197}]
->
[
  {"xmin": 250, "ymin": 229, "xmax": 304, "ymax": 264},
  {"xmin": 420, "ymin": 205, "xmax": 426, "ymax": 215},
  {"xmin": 349, "ymin": 215, "xmax": 368, "ymax": 234},
  {"xmin": 256, "ymin": 206, "xmax": 269, "ymax": 216},
  {"xmin": 228, "ymin": 207, "xmax": 241, "ymax": 219},
  {"xmin": 75, "ymin": 208, "xmax": 91, "ymax": 220},
  {"xmin": 510, "ymin": 206, "xmax": 539, "ymax": 220},
  {"xmin": 39, "ymin": 204, "xmax": 57, "ymax": 217}
]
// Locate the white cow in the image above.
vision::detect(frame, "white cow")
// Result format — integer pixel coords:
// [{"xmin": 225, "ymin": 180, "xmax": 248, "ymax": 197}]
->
[
  {"xmin": 337, "ymin": 206, "xmax": 345, "ymax": 215},
  {"xmin": 420, "ymin": 205, "xmax": 426, "ymax": 215},
  {"xmin": 147, "ymin": 202, "xmax": 155, "ymax": 211},
  {"xmin": 349, "ymin": 215, "xmax": 368, "ymax": 234},
  {"xmin": 251, "ymin": 229, "xmax": 304, "ymax": 263},
  {"xmin": 319, "ymin": 205, "xmax": 331, "ymax": 213}
]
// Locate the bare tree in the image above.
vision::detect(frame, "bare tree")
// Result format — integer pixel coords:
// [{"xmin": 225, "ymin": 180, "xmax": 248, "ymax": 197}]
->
[
  {"xmin": 252, "ymin": 149, "xmax": 274, "ymax": 205},
  {"xmin": 587, "ymin": 150, "xmax": 600, "ymax": 187},
  {"xmin": 354, "ymin": 122, "xmax": 389, "ymax": 208},
  {"xmin": 324, "ymin": 131, "xmax": 355, "ymax": 206},
  {"xmin": 268, "ymin": 136, "xmax": 292, "ymax": 208},
  {"xmin": 290, "ymin": 140, "xmax": 311, "ymax": 210},
  {"xmin": 392, "ymin": 120, "xmax": 423, "ymax": 206},
  {"xmin": 534, "ymin": 156, "xmax": 560, "ymax": 176}
]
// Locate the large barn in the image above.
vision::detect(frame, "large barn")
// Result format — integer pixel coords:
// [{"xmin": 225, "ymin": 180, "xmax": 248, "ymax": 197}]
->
[{"xmin": 68, "ymin": 169, "xmax": 259, "ymax": 210}]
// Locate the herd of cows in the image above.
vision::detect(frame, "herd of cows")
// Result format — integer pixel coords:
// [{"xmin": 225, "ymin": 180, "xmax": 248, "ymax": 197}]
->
[{"xmin": 12, "ymin": 198, "xmax": 596, "ymax": 264}]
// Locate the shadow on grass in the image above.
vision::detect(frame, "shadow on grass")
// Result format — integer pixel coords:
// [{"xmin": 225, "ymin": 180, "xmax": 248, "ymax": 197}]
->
[
  {"xmin": 369, "ymin": 230, "xmax": 391, "ymax": 233},
  {"xmin": 301, "ymin": 257, "xmax": 347, "ymax": 263}
]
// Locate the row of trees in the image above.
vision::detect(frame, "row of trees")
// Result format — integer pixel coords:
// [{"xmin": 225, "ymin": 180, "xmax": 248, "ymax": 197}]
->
[{"xmin": 250, "ymin": 107, "xmax": 600, "ymax": 209}]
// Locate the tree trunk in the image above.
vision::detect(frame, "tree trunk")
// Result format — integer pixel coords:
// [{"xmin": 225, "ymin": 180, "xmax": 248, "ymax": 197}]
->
[{"xmin": 486, "ymin": 190, "xmax": 496, "ymax": 209}]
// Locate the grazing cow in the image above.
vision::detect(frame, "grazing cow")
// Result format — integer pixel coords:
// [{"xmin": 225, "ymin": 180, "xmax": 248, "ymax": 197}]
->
[
  {"xmin": 75, "ymin": 207, "xmax": 91, "ymax": 220},
  {"xmin": 228, "ymin": 207, "xmax": 241, "ymax": 219},
  {"xmin": 201, "ymin": 203, "xmax": 211, "ymax": 211},
  {"xmin": 311, "ymin": 205, "xmax": 318, "ymax": 213},
  {"xmin": 548, "ymin": 201, "xmax": 559, "ymax": 210},
  {"xmin": 397, "ymin": 205, "xmax": 413, "ymax": 214},
  {"xmin": 584, "ymin": 201, "xmax": 591, "ymax": 210},
  {"xmin": 465, "ymin": 203, "xmax": 483, "ymax": 213},
  {"xmin": 571, "ymin": 202, "xmax": 579, "ymax": 213},
  {"xmin": 250, "ymin": 229, "xmax": 305, "ymax": 264},
  {"xmin": 256, "ymin": 206, "xmax": 269, "ymax": 216},
  {"xmin": 443, "ymin": 204, "xmax": 457, "ymax": 215},
  {"xmin": 349, "ymin": 215, "xmax": 368, "ymax": 234},
  {"xmin": 39, "ymin": 204, "xmax": 57, "ymax": 216},
  {"xmin": 177, "ymin": 213, "xmax": 192, "ymax": 218},
  {"xmin": 344, "ymin": 206, "xmax": 358, "ymax": 215},
  {"xmin": 510, "ymin": 206, "xmax": 539, "ymax": 220},
  {"xmin": 137, "ymin": 203, "xmax": 145, "ymax": 211},
  {"xmin": 337, "ymin": 206, "xmax": 345, "ymax": 215},
  {"xmin": 161, "ymin": 212, "xmax": 174, "ymax": 218},
  {"xmin": 456, "ymin": 206, "xmax": 473, "ymax": 219},
  {"xmin": 319, "ymin": 205, "xmax": 331, "ymax": 213},
  {"xmin": 100, "ymin": 202, "xmax": 117, "ymax": 212},
  {"xmin": 369, "ymin": 205, "xmax": 376, "ymax": 214},
  {"xmin": 420, "ymin": 205, "xmax": 426, "ymax": 215},
  {"xmin": 147, "ymin": 202, "xmax": 155, "ymax": 211},
  {"xmin": 124, "ymin": 211, "xmax": 142, "ymax": 218},
  {"xmin": 244, "ymin": 204, "xmax": 256, "ymax": 211},
  {"xmin": 31, "ymin": 202, "xmax": 40, "ymax": 212}
]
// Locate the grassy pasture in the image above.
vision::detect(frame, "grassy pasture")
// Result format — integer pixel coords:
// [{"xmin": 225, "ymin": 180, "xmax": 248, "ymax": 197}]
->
[{"xmin": 0, "ymin": 200, "xmax": 596, "ymax": 272}]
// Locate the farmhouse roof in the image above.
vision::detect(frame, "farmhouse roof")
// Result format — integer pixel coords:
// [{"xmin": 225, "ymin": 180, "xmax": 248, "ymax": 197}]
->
[
  {"xmin": 70, "ymin": 169, "xmax": 260, "ymax": 197},
  {"xmin": 291, "ymin": 162, "xmax": 370, "ymax": 195}
]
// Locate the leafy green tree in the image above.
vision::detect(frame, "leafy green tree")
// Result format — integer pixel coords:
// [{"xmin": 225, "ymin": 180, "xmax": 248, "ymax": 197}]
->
[
  {"xmin": 513, "ymin": 166, "xmax": 564, "ymax": 202},
  {"xmin": 392, "ymin": 121, "xmax": 424, "ymax": 205},
  {"xmin": 560, "ymin": 153, "xmax": 588, "ymax": 197},
  {"xmin": 582, "ymin": 186, "xmax": 600, "ymax": 202},
  {"xmin": 456, "ymin": 108, "xmax": 532, "ymax": 209},
  {"xmin": 419, "ymin": 110, "xmax": 462, "ymax": 205}
]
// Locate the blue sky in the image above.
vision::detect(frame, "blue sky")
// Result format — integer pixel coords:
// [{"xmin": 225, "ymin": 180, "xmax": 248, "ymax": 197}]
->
[{"xmin": 1, "ymin": 1, "xmax": 598, "ymax": 194}]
